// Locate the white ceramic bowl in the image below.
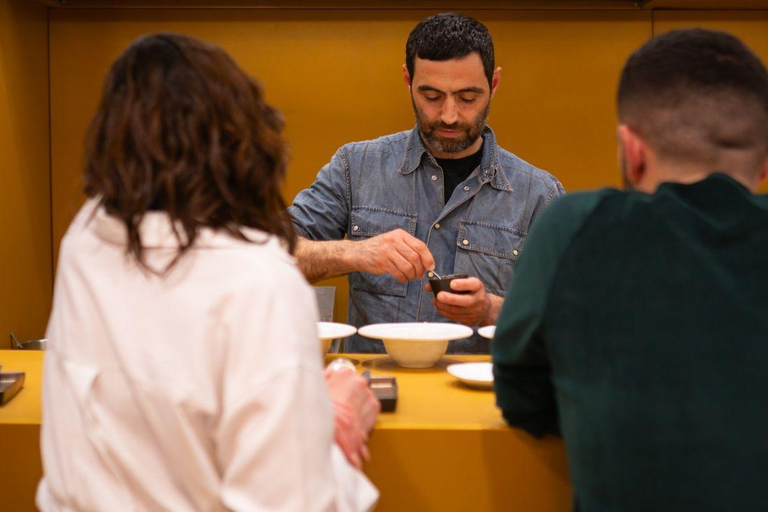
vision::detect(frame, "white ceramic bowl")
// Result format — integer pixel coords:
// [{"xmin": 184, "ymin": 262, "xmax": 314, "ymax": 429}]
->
[
  {"xmin": 317, "ymin": 322, "xmax": 357, "ymax": 355},
  {"xmin": 447, "ymin": 362, "xmax": 494, "ymax": 390},
  {"xmin": 358, "ymin": 322, "xmax": 473, "ymax": 368},
  {"xmin": 477, "ymin": 325, "xmax": 496, "ymax": 340}
]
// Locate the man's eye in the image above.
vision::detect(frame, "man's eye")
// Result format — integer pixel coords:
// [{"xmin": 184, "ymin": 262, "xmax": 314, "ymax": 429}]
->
[
  {"xmin": 424, "ymin": 96, "xmax": 441, "ymax": 102},
  {"xmin": 460, "ymin": 96, "xmax": 477, "ymax": 104}
]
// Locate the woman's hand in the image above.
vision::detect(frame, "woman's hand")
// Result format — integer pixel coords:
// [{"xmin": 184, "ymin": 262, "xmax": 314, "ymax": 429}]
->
[{"xmin": 325, "ymin": 366, "xmax": 380, "ymax": 468}]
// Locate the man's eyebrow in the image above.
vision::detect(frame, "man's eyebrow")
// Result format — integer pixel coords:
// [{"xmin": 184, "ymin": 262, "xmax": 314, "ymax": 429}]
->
[
  {"xmin": 455, "ymin": 86, "xmax": 484, "ymax": 94},
  {"xmin": 416, "ymin": 85, "xmax": 485, "ymax": 94}
]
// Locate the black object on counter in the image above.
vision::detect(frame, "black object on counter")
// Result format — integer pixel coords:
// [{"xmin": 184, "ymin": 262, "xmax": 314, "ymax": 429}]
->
[
  {"xmin": 0, "ymin": 371, "xmax": 25, "ymax": 406},
  {"xmin": 369, "ymin": 376, "xmax": 398, "ymax": 412}
]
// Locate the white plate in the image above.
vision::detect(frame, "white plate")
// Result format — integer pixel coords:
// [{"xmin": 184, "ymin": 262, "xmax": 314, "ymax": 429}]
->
[
  {"xmin": 447, "ymin": 362, "xmax": 494, "ymax": 390},
  {"xmin": 358, "ymin": 322, "xmax": 473, "ymax": 342},
  {"xmin": 317, "ymin": 322, "xmax": 357, "ymax": 341},
  {"xmin": 477, "ymin": 325, "xmax": 496, "ymax": 339}
]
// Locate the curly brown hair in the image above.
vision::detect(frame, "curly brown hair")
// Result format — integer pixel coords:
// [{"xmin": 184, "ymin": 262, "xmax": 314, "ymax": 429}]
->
[{"xmin": 84, "ymin": 33, "xmax": 295, "ymax": 271}]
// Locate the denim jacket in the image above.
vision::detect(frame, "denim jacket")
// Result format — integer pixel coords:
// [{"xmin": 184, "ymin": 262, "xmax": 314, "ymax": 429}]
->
[{"xmin": 289, "ymin": 126, "xmax": 564, "ymax": 353}]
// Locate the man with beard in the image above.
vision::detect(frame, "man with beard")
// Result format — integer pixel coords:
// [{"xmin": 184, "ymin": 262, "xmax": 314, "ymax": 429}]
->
[{"xmin": 290, "ymin": 13, "xmax": 563, "ymax": 353}]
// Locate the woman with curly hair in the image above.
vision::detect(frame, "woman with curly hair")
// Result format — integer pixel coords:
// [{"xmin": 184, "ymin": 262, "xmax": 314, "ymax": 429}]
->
[{"xmin": 37, "ymin": 33, "xmax": 378, "ymax": 511}]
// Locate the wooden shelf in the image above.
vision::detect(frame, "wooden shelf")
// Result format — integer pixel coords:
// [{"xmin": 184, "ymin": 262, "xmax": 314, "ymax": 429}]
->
[
  {"xmin": 647, "ymin": 0, "xmax": 768, "ymax": 7},
  {"xmin": 30, "ymin": 0, "xmax": 768, "ymax": 10},
  {"xmin": 30, "ymin": 0, "xmax": 645, "ymax": 9}
]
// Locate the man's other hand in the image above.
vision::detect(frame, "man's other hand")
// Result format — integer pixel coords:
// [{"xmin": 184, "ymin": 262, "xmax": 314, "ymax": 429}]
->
[{"xmin": 427, "ymin": 277, "xmax": 503, "ymax": 326}]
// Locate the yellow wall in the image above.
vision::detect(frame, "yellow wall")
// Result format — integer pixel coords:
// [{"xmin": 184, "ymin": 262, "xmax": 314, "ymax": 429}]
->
[
  {"xmin": 48, "ymin": 8, "xmax": 651, "ymax": 321},
  {"xmin": 0, "ymin": 0, "xmax": 51, "ymax": 349},
  {"xmin": 39, "ymin": 8, "xmax": 768, "ymax": 323}
]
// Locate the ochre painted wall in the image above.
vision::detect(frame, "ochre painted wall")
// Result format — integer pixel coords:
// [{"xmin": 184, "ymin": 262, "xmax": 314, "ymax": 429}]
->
[
  {"xmin": 43, "ymin": 8, "xmax": 768, "ymax": 323},
  {"xmin": 0, "ymin": 0, "xmax": 51, "ymax": 349},
  {"xmin": 48, "ymin": 9, "xmax": 651, "ymax": 321}
]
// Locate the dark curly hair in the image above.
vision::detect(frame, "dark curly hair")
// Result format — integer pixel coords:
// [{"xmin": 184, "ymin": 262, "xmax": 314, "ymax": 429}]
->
[
  {"xmin": 406, "ymin": 13, "xmax": 495, "ymax": 86},
  {"xmin": 83, "ymin": 33, "xmax": 295, "ymax": 271}
]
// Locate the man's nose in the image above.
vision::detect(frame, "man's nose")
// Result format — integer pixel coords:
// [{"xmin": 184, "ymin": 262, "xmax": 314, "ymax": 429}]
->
[{"xmin": 440, "ymin": 98, "xmax": 459, "ymax": 126}]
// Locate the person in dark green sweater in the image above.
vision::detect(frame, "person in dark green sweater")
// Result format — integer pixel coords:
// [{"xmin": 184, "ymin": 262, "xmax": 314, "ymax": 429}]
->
[{"xmin": 492, "ymin": 28, "xmax": 768, "ymax": 512}]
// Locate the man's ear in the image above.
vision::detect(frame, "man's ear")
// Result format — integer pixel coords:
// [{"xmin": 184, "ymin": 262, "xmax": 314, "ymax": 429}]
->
[
  {"xmin": 490, "ymin": 67, "xmax": 501, "ymax": 98},
  {"xmin": 617, "ymin": 124, "xmax": 647, "ymax": 189},
  {"xmin": 403, "ymin": 64, "xmax": 412, "ymax": 89}
]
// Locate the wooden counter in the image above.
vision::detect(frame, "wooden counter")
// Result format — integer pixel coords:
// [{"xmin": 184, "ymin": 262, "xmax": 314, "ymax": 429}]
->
[
  {"xmin": 353, "ymin": 354, "xmax": 570, "ymax": 511},
  {"xmin": 0, "ymin": 350, "xmax": 571, "ymax": 511},
  {"xmin": 0, "ymin": 350, "xmax": 43, "ymax": 512}
]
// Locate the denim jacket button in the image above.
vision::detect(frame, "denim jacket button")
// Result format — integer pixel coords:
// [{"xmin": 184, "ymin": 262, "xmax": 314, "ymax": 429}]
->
[
  {"xmin": 434, "ymin": 223, "xmax": 441, "ymax": 229},
  {"xmin": 513, "ymin": 249, "xmax": 519, "ymax": 256},
  {"xmin": 463, "ymin": 186, "xmax": 470, "ymax": 191},
  {"xmin": 431, "ymin": 175, "xmax": 438, "ymax": 182},
  {"xmin": 352, "ymin": 225, "xmax": 359, "ymax": 232},
  {"xmin": 462, "ymin": 239, "xmax": 469, "ymax": 246}
]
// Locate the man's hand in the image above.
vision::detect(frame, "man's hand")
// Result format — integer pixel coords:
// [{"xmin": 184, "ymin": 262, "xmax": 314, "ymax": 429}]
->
[
  {"xmin": 295, "ymin": 230, "xmax": 434, "ymax": 283},
  {"xmin": 427, "ymin": 277, "xmax": 504, "ymax": 326},
  {"xmin": 324, "ymin": 367, "xmax": 380, "ymax": 469},
  {"xmin": 353, "ymin": 229, "xmax": 435, "ymax": 283}
]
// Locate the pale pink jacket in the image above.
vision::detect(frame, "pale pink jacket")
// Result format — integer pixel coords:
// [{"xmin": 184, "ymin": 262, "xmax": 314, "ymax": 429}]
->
[{"xmin": 37, "ymin": 200, "xmax": 377, "ymax": 511}]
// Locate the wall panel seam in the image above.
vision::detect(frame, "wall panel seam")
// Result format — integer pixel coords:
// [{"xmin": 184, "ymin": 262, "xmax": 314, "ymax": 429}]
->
[{"xmin": 47, "ymin": 6, "xmax": 54, "ymax": 288}]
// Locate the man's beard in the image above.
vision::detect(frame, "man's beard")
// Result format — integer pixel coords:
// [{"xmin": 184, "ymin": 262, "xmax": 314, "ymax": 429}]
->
[{"xmin": 412, "ymin": 97, "xmax": 490, "ymax": 154}]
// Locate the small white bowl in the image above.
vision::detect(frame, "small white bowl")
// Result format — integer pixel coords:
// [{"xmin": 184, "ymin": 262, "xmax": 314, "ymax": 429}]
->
[
  {"xmin": 317, "ymin": 322, "xmax": 357, "ymax": 354},
  {"xmin": 447, "ymin": 362, "xmax": 494, "ymax": 390},
  {"xmin": 358, "ymin": 322, "xmax": 473, "ymax": 368},
  {"xmin": 477, "ymin": 325, "xmax": 496, "ymax": 340}
]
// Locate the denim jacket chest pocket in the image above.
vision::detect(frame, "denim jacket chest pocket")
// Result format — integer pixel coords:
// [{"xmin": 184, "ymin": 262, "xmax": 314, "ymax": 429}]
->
[
  {"xmin": 349, "ymin": 207, "xmax": 418, "ymax": 298},
  {"xmin": 453, "ymin": 220, "xmax": 524, "ymax": 296}
]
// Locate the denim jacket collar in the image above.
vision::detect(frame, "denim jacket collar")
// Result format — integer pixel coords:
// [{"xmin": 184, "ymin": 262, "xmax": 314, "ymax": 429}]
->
[{"xmin": 399, "ymin": 125, "xmax": 514, "ymax": 193}]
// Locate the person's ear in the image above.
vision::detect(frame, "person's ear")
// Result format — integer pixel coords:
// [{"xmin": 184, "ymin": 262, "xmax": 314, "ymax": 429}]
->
[
  {"xmin": 403, "ymin": 64, "xmax": 412, "ymax": 89},
  {"xmin": 617, "ymin": 124, "xmax": 647, "ymax": 188},
  {"xmin": 490, "ymin": 67, "xmax": 501, "ymax": 98}
]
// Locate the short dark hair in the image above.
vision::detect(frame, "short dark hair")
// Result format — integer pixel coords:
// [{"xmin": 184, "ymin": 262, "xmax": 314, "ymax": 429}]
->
[
  {"xmin": 406, "ymin": 13, "xmax": 495, "ymax": 86},
  {"xmin": 618, "ymin": 28, "xmax": 768, "ymax": 177},
  {"xmin": 84, "ymin": 33, "xmax": 295, "ymax": 272}
]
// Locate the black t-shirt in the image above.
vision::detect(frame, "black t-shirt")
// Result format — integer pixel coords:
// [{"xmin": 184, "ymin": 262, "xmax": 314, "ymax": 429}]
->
[{"xmin": 435, "ymin": 144, "xmax": 483, "ymax": 204}]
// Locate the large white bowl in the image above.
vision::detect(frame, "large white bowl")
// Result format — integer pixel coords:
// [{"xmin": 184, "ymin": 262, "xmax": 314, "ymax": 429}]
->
[
  {"xmin": 317, "ymin": 322, "xmax": 357, "ymax": 354},
  {"xmin": 358, "ymin": 323, "xmax": 473, "ymax": 368}
]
